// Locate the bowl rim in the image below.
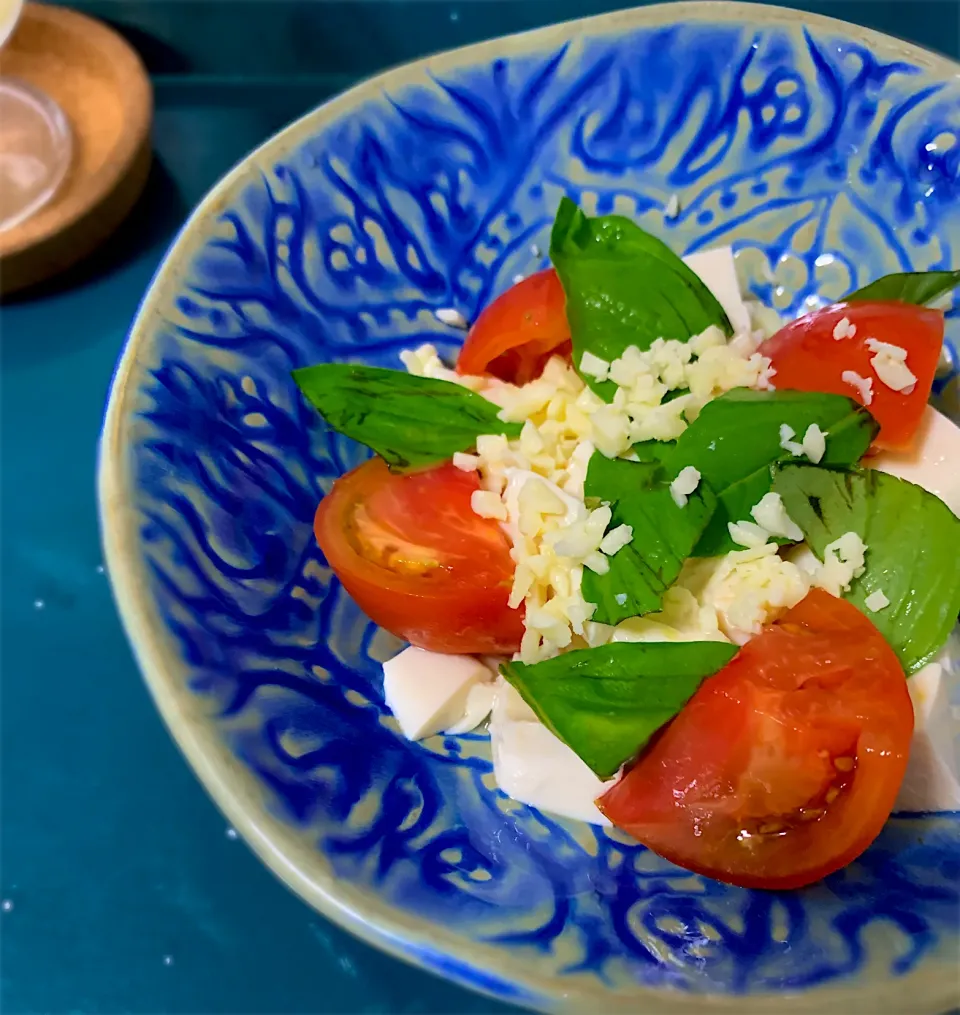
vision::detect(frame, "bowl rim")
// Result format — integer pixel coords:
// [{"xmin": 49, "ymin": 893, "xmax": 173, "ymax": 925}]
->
[{"xmin": 98, "ymin": 3, "xmax": 960, "ymax": 1011}]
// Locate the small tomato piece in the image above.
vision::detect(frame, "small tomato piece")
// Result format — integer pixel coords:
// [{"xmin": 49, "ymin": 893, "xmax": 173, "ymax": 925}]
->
[
  {"xmin": 314, "ymin": 458, "xmax": 523, "ymax": 655},
  {"xmin": 598, "ymin": 589, "xmax": 912, "ymax": 889},
  {"xmin": 456, "ymin": 268, "xmax": 571, "ymax": 384},
  {"xmin": 760, "ymin": 301, "xmax": 943, "ymax": 451}
]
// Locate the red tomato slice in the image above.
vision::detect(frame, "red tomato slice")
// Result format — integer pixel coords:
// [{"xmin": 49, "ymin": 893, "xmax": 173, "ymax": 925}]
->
[
  {"xmin": 314, "ymin": 458, "xmax": 523, "ymax": 655},
  {"xmin": 598, "ymin": 589, "xmax": 912, "ymax": 890},
  {"xmin": 760, "ymin": 301, "xmax": 943, "ymax": 451},
  {"xmin": 456, "ymin": 269, "xmax": 571, "ymax": 385}
]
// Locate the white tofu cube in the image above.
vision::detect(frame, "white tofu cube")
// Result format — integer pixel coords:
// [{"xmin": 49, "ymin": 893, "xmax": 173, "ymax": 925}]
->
[
  {"xmin": 895, "ymin": 652, "xmax": 960, "ymax": 812},
  {"xmin": 682, "ymin": 246, "xmax": 751, "ymax": 336},
  {"xmin": 444, "ymin": 682, "xmax": 496, "ymax": 735},
  {"xmin": 869, "ymin": 406, "xmax": 960, "ymax": 518},
  {"xmin": 383, "ymin": 647, "xmax": 493, "ymax": 741},
  {"xmin": 488, "ymin": 680, "xmax": 616, "ymax": 825}
]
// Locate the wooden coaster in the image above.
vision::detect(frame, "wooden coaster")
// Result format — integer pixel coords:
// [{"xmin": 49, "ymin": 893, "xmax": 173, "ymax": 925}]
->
[{"xmin": 0, "ymin": 4, "xmax": 152, "ymax": 296}]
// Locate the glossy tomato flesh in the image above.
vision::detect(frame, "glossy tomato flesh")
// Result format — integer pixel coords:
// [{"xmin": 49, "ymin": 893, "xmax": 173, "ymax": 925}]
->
[
  {"xmin": 598, "ymin": 589, "xmax": 912, "ymax": 889},
  {"xmin": 314, "ymin": 457, "xmax": 523, "ymax": 655},
  {"xmin": 760, "ymin": 301, "xmax": 943, "ymax": 451},
  {"xmin": 456, "ymin": 268, "xmax": 571, "ymax": 384}
]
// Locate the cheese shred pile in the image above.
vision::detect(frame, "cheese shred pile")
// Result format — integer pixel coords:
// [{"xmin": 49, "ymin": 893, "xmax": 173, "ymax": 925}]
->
[{"xmin": 403, "ymin": 324, "xmax": 863, "ymax": 663}]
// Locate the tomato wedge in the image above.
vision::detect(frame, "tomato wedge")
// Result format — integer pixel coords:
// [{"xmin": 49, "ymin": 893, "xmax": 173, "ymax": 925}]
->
[
  {"xmin": 314, "ymin": 458, "xmax": 523, "ymax": 655},
  {"xmin": 760, "ymin": 301, "xmax": 943, "ymax": 451},
  {"xmin": 456, "ymin": 269, "xmax": 571, "ymax": 384},
  {"xmin": 598, "ymin": 589, "xmax": 912, "ymax": 889}
]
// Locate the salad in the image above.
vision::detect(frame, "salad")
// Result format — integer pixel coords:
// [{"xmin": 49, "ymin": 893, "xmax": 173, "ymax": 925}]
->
[{"xmin": 293, "ymin": 197, "xmax": 960, "ymax": 890}]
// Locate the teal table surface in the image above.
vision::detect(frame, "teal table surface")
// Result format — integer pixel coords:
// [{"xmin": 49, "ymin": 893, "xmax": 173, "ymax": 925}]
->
[
  {"xmin": 0, "ymin": 71, "xmax": 521, "ymax": 1015},
  {"xmin": 1, "ymin": 3, "xmax": 957, "ymax": 1013}
]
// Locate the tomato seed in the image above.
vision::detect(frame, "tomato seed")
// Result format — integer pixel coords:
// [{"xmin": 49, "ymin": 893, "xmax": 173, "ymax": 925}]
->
[
  {"xmin": 825, "ymin": 787, "xmax": 840, "ymax": 804},
  {"xmin": 834, "ymin": 756, "xmax": 855, "ymax": 772}
]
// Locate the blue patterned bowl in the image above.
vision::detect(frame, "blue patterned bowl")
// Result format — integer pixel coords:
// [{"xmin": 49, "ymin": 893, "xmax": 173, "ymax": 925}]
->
[{"xmin": 99, "ymin": 3, "xmax": 960, "ymax": 1010}]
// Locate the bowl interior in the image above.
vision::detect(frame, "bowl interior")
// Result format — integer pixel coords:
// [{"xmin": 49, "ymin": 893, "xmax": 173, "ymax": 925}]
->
[{"xmin": 100, "ymin": 4, "xmax": 960, "ymax": 1011}]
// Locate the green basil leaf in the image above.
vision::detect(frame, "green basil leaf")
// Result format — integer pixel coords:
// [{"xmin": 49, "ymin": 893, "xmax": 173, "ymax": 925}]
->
[
  {"xmin": 501, "ymin": 641, "xmax": 738, "ymax": 778},
  {"xmin": 845, "ymin": 270, "xmax": 960, "ymax": 306},
  {"xmin": 631, "ymin": 439, "xmax": 674, "ymax": 463},
  {"xmin": 292, "ymin": 363, "xmax": 520, "ymax": 470},
  {"xmin": 772, "ymin": 464, "xmax": 960, "ymax": 674},
  {"xmin": 666, "ymin": 389, "xmax": 879, "ymax": 557},
  {"xmin": 581, "ymin": 453, "xmax": 717, "ymax": 625},
  {"xmin": 549, "ymin": 198, "xmax": 732, "ymax": 400}
]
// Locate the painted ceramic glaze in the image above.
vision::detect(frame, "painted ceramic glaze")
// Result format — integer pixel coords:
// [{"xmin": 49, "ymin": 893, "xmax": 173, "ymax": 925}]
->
[{"xmin": 99, "ymin": 5, "xmax": 960, "ymax": 1012}]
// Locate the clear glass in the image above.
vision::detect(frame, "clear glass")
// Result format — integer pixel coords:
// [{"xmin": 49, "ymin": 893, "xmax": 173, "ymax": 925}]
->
[{"xmin": 0, "ymin": 0, "xmax": 73, "ymax": 233}]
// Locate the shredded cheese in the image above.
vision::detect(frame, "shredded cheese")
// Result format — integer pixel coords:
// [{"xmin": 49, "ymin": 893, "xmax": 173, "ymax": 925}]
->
[
  {"xmin": 832, "ymin": 317, "xmax": 856, "ymax": 341},
  {"xmin": 865, "ymin": 589, "xmax": 890, "ymax": 612},
  {"xmin": 435, "ymin": 307, "xmax": 469, "ymax": 329},
  {"xmin": 670, "ymin": 466, "xmax": 702, "ymax": 508},
  {"xmin": 452, "ymin": 451, "xmax": 480, "ymax": 472},
  {"xmin": 841, "ymin": 369, "xmax": 874, "ymax": 406},
  {"xmin": 579, "ymin": 351, "xmax": 611, "ymax": 381},
  {"xmin": 750, "ymin": 492, "xmax": 804, "ymax": 541},
  {"xmin": 600, "ymin": 524, "xmax": 634, "ymax": 556},
  {"xmin": 678, "ymin": 543, "xmax": 810, "ymax": 644},
  {"xmin": 400, "ymin": 323, "xmax": 782, "ymax": 663},
  {"xmin": 865, "ymin": 338, "xmax": 907, "ymax": 358},
  {"xmin": 815, "ymin": 531, "xmax": 868, "ymax": 596},
  {"xmin": 801, "ymin": 423, "xmax": 827, "ymax": 464},
  {"xmin": 728, "ymin": 520, "xmax": 771, "ymax": 548},
  {"xmin": 866, "ymin": 338, "xmax": 917, "ymax": 394},
  {"xmin": 471, "ymin": 489, "xmax": 506, "ymax": 520},
  {"xmin": 612, "ymin": 587, "xmax": 729, "ymax": 645},
  {"xmin": 401, "ymin": 344, "xmax": 487, "ymax": 390},
  {"xmin": 779, "ymin": 423, "xmax": 805, "ymax": 457},
  {"xmin": 779, "ymin": 422, "xmax": 827, "ymax": 463}
]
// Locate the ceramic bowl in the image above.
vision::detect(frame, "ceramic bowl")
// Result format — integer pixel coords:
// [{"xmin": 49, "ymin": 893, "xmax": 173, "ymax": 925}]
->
[{"xmin": 99, "ymin": 3, "xmax": 960, "ymax": 1011}]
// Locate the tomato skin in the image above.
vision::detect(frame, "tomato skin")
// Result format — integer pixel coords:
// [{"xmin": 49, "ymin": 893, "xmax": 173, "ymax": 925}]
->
[
  {"xmin": 314, "ymin": 458, "xmax": 523, "ymax": 655},
  {"xmin": 598, "ymin": 589, "xmax": 912, "ymax": 890},
  {"xmin": 760, "ymin": 301, "xmax": 943, "ymax": 451},
  {"xmin": 456, "ymin": 269, "xmax": 571, "ymax": 384}
]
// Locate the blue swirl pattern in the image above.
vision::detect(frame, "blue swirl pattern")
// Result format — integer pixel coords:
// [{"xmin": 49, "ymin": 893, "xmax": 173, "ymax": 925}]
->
[{"xmin": 121, "ymin": 14, "xmax": 960, "ymax": 1007}]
